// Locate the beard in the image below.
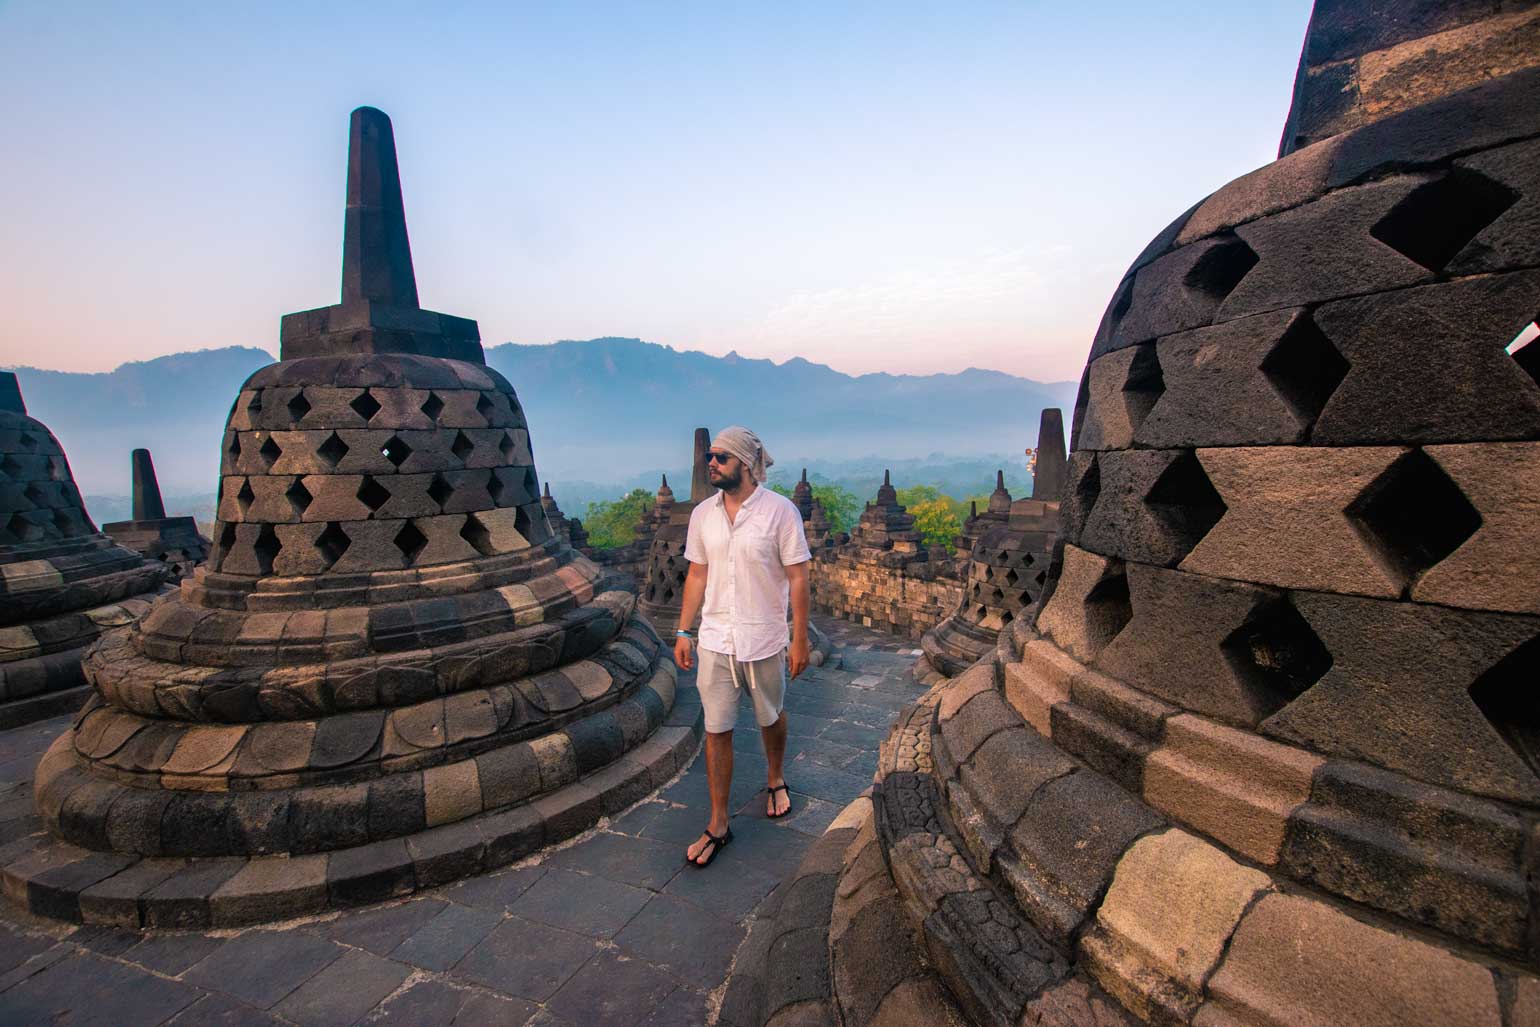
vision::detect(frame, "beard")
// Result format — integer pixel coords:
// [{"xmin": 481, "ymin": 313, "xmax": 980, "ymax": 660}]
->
[{"xmin": 711, "ymin": 466, "xmax": 743, "ymax": 491}]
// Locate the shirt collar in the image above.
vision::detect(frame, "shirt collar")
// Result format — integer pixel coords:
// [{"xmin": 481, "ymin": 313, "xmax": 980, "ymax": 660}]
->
[{"xmin": 712, "ymin": 485, "xmax": 765, "ymax": 511}]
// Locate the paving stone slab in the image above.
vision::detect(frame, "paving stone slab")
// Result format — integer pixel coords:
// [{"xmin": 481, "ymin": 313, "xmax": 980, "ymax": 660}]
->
[
  {"xmin": 453, "ymin": 916, "xmax": 599, "ymax": 1002},
  {"xmin": 182, "ymin": 929, "xmax": 345, "ymax": 1009}
]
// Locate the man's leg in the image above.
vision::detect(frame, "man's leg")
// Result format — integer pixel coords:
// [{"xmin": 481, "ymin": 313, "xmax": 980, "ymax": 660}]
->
[
  {"xmin": 761, "ymin": 712, "xmax": 790, "ymax": 817},
  {"xmin": 745, "ymin": 651, "xmax": 792, "ymax": 818},
  {"xmin": 687, "ymin": 730, "xmax": 734, "ymax": 864},
  {"xmin": 688, "ymin": 648, "xmax": 737, "ymax": 865}
]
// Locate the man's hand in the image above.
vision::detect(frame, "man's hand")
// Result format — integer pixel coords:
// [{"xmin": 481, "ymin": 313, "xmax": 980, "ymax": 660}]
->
[
  {"xmin": 788, "ymin": 635, "xmax": 810, "ymax": 680},
  {"xmin": 673, "ymin": 634, "xmax": 695, "ymax": 671}
]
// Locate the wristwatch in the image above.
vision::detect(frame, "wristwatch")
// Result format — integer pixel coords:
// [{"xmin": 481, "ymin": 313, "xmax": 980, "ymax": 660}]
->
[{"xmin": 675, "ymin": 629, "xmax": 693, "ymax": 639}]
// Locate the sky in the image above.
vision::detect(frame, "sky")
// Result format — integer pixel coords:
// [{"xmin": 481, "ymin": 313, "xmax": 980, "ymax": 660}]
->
[{"xmin": 0, "ymin": 1, "xmax": 1313, "ymax": 382}]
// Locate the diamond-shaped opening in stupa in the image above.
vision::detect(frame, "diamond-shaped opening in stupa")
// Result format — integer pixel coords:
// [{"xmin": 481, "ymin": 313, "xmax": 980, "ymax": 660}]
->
[
  {"xmin": 427, "ymin": 473, "xmax": 454, "ymax": 510},
  {"xmin": 382, "ymin": 435, "xmax": 412, "ymax": 469},
  {"xmin": 1346, "ymin": 449, "xmax": 1482, "ymax": 591},
  {"xmin": 351, "ymin": 390, "xmax": 383, "ymax": 423},
  {"xmin": 314, "ymin": 521, "xmax": 351, "ymax": 569},
  {"xmin": 1261, "ymin": 313, "xmax": 1350, "ymax": 429},
  {"xmin": 286, "ymin": 478, "xmax": 313, "ymax": 517},
  {"xmin": 394, "ymin": 520, "xmax": 428, "ymax": 564},
  {"xmin": 1370, "ymin": 167, "xmax": 1519, "ymax": 272},
  {"xmin": 460, "ymin": 512, "xmax": 494, "ymax": 556},
  {"xmin": 1470, "ymin": 635, "xmax": 1540, "ymax": 779},
  {"xmin": 1508, "ymin": 322, "xmax": 1540, "ymax": 390},
  {"xmin": 1183, "ymin": 234, "xmax": 1259, "ymax": 301},
  {"xmin": 258, "ymin": 436, "xmax": 282, "ymax": 471},
  {"xmin": 1221, "ymin": 597, "xmax": 1334, "ymax": 719},
  {"xmin": 357, "ymin": 476, "xmax": 391, "ymax": 514},
  {"xmin": 317, "ymin": 431, "xmax": 350, "ymax": 469},
  {"xmin": 1143, "ymin": 450, "xmax": 1227, "ymax": 559},
  {"xmin": 253, "ymin": 523, "xmax": 282, "ymax": 575}
]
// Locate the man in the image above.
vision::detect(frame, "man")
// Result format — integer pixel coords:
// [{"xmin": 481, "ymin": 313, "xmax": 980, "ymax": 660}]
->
[{"xmin": 674, "ymin": 426, "xmax": 812, "ymax": 868}]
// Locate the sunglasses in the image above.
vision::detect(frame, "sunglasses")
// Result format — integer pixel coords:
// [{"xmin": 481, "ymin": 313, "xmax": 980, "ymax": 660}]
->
[{"xmin": 707, "ymin": 452, "xmax": 734, "ymax": 464}]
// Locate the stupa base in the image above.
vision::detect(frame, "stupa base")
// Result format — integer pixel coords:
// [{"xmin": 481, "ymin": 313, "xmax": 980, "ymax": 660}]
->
[
  {"xmin": 2, "ymin": 705, "xmax": 701, "ymax": 929},
  {"xmin": 722, "ymin": 620, "xmax": 1522, "ymax": 1027}
]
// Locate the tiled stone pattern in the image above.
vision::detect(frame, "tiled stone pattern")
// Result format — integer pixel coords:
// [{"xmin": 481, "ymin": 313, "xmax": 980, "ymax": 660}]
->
[
  {"xmin": 3, "ymin": 107, "xmax": 697, "ymax": 924},
  {"xmin": 919, "ymin": 409, "xmax": 1069, "ymax": 682},
  {"xmin": 0, "ymin": 615, "xmax": 919, "ymax": 1025},
  {"xmin": 811, "ymin": 471, "xmax": 963, "ymax": 642},
  {"xmin": 102, "ymin": 449, "xmax": 210, "ymax": 583},
  {"xmin": 0, "ymin": 374, "xmax": 168, "ymax": 729}
]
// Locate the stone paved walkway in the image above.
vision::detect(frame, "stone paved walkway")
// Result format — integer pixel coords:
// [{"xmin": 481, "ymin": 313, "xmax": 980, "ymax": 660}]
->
[{"xmin": 0, "ymin": 615, "xmax": 924, "ymax": 1027}]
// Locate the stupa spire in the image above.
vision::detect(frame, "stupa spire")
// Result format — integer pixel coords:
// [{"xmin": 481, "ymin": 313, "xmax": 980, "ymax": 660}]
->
[
  {"xmin": 0, "ymin": 372, "xmax": 24, "ymax": 414},
  {"xmin": 1031, "ymin": 408, "xmax": 1068, "ymax": 501},
  {"xmin": 341, "ymin": 107, "xmax": 419, "ymax": 308},
  {"xmin": 279, "ymin": 107, "xmax": 482, "ymax": 363},
  {"xmin": 690, "ymin": 427, "xmax": 712, "ymax": 503},
  {"xmin": 130, "ymin": 449, "xmax": 166, "ymax": 521}
]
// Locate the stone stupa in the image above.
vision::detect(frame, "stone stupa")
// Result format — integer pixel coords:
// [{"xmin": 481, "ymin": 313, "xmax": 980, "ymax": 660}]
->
[
  {"xmin": 723, "ymin": 3, "xmax": 1540, "ymax": 1024},
  {"xmin": 102, "ymin": 448, "xmax": 210, "ymax": 581},
  {"xmin": 918, "ymin": 409, "xmax": 1067, "ymax": 681},
  {"xmin": 638, "ymin": 428, "xmax": 711, "ymax": 634},
  {"xmin": 4, "ymin": 107, "xmax": 698, "ymax": 929},
  {"xmin": 0, "ymin": 375, "xmax": 168, "ymax": 728}
]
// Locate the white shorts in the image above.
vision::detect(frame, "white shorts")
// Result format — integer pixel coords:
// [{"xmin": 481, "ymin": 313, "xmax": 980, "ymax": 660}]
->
[{"xmin": 696, "ymin": 647, "xmax": 787, "ymax": 733}]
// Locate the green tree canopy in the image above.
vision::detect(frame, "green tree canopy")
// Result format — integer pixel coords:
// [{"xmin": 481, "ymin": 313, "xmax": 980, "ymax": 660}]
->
[
  {"xmin": 770, "ymin": 481, "xmax": 862, "ymax": 535},
  {"xmin": 582, "ymin": 488, "xmax": 654, "ymax": 550}
]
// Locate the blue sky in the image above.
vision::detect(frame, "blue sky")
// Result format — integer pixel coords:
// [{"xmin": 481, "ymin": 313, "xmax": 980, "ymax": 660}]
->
[{"xmin": 0, "ymin": 1, "xmax": 1312, "ymax": 380}]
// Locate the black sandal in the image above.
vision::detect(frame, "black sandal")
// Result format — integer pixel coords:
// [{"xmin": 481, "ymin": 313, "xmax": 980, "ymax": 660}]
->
[
  {"xmin": 766, "ymin": 783, "xmax": 792, "ymax": 819},
  {"xmin": 687, "ymin": 827, "xmax": 733, "ymax": 868}
]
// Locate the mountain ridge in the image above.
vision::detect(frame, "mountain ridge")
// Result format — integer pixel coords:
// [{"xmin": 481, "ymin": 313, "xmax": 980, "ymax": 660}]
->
[{"xmin": 5, "ymin": 338, "xmax": 1079, "ymax": 498}]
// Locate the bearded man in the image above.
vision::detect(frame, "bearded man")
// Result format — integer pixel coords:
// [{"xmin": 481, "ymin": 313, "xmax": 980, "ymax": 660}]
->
[{"xmin": 672, "ymin": 426, "xmax": 812, "ymax": 868}]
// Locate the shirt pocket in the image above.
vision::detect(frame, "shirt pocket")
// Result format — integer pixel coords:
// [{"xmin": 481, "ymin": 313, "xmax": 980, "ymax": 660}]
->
[{"xmin": 742, "ymin": 520, "xmax": 780, "ymax": 566}]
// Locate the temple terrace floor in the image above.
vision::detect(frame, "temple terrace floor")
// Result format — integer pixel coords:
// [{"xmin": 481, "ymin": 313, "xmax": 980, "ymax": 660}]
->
[{"xmin": 0, "ymin": 615, "xmax": 925, "ymax": 1027}]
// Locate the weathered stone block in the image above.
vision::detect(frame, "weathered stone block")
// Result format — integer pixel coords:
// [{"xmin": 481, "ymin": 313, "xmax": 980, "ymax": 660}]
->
[
  {"xmin": 1196, "ymin": 892, "xmax": 1501, "ymax": 1027},
  {"xmin": 1083, "ymin": 829, "xmax": 1269, "ymax": 1025}
]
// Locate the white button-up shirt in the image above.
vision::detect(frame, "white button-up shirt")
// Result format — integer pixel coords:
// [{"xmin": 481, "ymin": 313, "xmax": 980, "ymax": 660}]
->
[{"xmin": 684, "ymin": 486, "xmax": 812, "ymax": 661}]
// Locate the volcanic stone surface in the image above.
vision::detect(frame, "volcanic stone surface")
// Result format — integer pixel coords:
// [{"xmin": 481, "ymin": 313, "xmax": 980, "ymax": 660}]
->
[
  {"xmin": 725, "ymin": 5, "xmax": 1540, "ymax": 1025},
  {"xmin": 0, "ymin": 376, "xmax": 168, "ymax": 729},
  {"xmin": 4, "ymin": 107, "xmax": 698, "ymax": 925}
]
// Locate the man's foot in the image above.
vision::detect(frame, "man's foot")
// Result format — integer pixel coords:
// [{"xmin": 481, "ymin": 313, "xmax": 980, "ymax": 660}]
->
[
  {"xmin": 686, "ymin": 826, "xmax": 733, "ymax": 867},
  {"xmin": 766, "ymin": 781, "xmax": 792, "ymax": 818}
]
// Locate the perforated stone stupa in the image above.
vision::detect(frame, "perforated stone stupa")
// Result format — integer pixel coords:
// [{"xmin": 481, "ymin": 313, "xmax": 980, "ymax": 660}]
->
[
  {"xmin": 3, "ymin": 107, "xmax": 697, "ymax": 928},
  {"xmin": 0, "ymin": 375, "xmax": 167, "ymax": 729},
  {"xmin": 722, "ymin": 3, "xmax": 1540, "ymax": 1024},
  {"xmin": 919, "ymin": 408, "xmax": 1067, "ymax": 681},
  {"xmin": 102, "ymin": 448, "xmax": 210, "ymax": 581},
  {"xmin": 638, "ymin": 428, "xmax": 711, "ymax": 632}
]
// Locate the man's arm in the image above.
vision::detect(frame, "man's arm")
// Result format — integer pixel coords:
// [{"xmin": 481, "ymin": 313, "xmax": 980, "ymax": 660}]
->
[
  {"xmin": 785, "ymin": 560, "xmax": 810, "ymax": 679},
  {"xmin": 673, "ymin": 561, "xmax": 709, "ymax": 671}
]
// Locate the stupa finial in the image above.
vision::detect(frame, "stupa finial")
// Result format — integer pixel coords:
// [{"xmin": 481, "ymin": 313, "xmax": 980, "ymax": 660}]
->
[
  {"xmin": 0, "ymin": 372, "xmax": 24, "ymax": 415},
  {"xmin": 130, "ymin": 449, "xmax": 166, "ymax": 521},
  {"xmin": 342, "ymin": 107, "xmax": 419, "ymax": 308}
]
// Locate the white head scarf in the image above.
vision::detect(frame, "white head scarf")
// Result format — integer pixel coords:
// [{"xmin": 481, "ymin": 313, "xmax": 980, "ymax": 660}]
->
[{"xmin": 712, "ymin": 425, "xmax": 773, "ymax": 483}]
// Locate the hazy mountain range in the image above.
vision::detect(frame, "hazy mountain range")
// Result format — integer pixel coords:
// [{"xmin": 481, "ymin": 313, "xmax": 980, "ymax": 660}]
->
[{"xmin": 8, "ymin": 337, "xmax": 1077, "ymax": 518}]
